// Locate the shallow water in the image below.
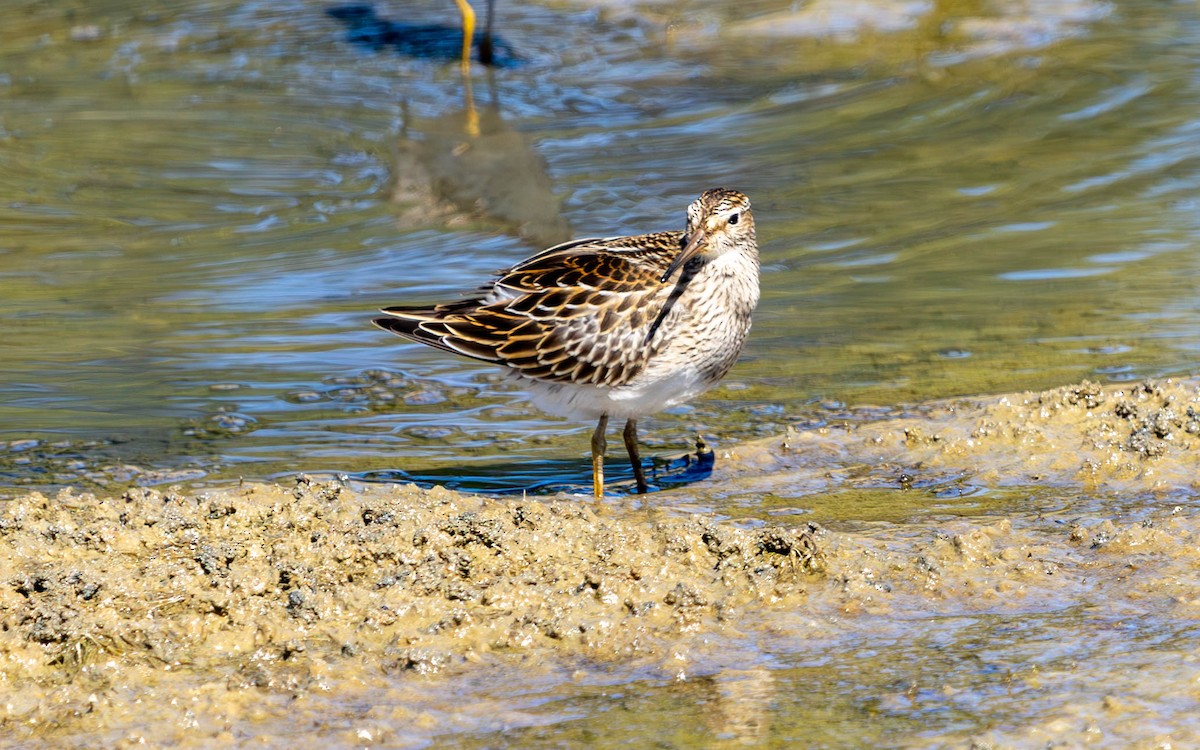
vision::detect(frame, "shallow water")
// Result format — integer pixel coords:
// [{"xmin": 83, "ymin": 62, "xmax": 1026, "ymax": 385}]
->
[
  {"xmin": 3, "ymin": 0, "xmax": 1199, "ymax": 493},
  {"xmin": 2, "ymin": 0, "xmax": 1200, "ymax": 746}
]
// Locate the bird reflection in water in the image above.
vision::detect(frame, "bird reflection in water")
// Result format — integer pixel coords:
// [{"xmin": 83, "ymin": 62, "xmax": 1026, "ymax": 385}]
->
[{"xmin": 328, "ymin": 2, "xmax": 571, "ymax": 246}]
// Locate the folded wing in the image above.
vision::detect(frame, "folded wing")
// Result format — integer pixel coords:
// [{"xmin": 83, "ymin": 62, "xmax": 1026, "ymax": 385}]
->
[{"xmin": 374, "ymin": 232, "xmax": 684, "ymax": 387}]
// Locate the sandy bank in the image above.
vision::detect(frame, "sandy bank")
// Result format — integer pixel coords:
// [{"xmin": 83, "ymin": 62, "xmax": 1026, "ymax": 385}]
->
[{"xmin": 1, "ymin": 378, "xmax": 1197, "ymax": 747}]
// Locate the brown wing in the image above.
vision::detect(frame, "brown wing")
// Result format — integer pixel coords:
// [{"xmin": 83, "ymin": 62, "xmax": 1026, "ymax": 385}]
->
[
  {"xmin": 374, "ymin": 232, "xmax": 685, "ymax": 386},
  {"xmin": 495, "ymin": 232, "xmax": 682, "ymax": 295}
]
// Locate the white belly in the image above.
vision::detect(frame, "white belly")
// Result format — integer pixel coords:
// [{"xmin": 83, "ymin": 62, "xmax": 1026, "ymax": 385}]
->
[{"xmin": 515, "ymin": 366, "xmax": 716, "ymax": 421}]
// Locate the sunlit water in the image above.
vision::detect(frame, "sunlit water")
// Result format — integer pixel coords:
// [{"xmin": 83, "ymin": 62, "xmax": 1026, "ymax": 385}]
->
[
  {"xmin": 3, "ymin": 0, "xmax": 1200, "ymax": 745},
  {"xmin": 3, "ymin": 0, "xmax": 1198, "ymax": 493}
]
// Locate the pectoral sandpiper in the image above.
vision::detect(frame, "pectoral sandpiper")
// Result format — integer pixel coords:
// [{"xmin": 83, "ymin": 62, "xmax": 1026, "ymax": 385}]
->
[{"xmin": 374, "ymin": 188, "xmax": 760, "ymax": 498}]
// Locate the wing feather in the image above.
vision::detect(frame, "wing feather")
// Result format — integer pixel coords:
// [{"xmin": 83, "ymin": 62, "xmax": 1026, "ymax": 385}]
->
[{"xmin": 374, "ymin": 232, "xmax": 687, "ymax": 386}]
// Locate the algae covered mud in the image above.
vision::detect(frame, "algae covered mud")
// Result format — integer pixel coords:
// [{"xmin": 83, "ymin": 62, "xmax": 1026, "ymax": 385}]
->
[{"xmin": 2, "ymin": 378, "xmax": 1198, "ymax": 748}]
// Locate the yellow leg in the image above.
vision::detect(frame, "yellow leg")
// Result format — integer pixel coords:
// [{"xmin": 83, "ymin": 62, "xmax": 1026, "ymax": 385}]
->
[
  {"xmin": 591, "ymin": 414, "xmax": 608, "ymax": 499},
  {"xmin": 453, "ymin": 0, "xmax": 475, "ymax": 71},
  {"xmin": 461, "ymin": 72, "xmax": 480, "ymax": 137},
  {"xmin": 453, "ymin": 0, "xmax": 480, "ymax": 136}
]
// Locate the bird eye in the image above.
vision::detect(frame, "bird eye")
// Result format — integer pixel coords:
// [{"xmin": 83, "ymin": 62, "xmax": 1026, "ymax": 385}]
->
[{"xmin": 728, "ymin": 212, "xmax": 740, "ymax": 226}]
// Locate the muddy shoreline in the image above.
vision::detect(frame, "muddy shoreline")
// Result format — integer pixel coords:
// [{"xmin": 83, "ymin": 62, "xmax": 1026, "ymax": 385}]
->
[{"xmin": 1, "ymin": 378, "xmax": 1198, "ymax": 747}]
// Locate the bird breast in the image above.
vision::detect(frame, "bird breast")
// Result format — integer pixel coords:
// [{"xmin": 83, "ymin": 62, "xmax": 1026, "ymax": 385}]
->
[{"xmin": 516, "ymin": 246, "xmax": 759, "ymax": 421}]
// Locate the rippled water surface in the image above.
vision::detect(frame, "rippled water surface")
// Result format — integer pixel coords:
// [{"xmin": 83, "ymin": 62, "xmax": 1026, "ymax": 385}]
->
[
  {"xmin": 3, "ymin": 0, "xmax": 1200, "ymax": 744},
  {"xmin": 3, "ymin": 0, "xmax": 1198, "ymax": 493}
]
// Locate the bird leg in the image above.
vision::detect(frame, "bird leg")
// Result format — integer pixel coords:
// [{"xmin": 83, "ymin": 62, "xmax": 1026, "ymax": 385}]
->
[
  {"xmin": 623, "ymin": 418, "xmax": 649, "ymax": 494},
  {"xmin": 591, "ymin": 414, "xmax": 608, "ymax": 499},
  {"xmin": 452, "ymin": 0, "xmax": 475, "ymax": 71},
  {"xmin": 452, "ymin": 0, "xmax": 481, "ymax": 136},
  {"xmin": 479, "ymin": 0, "xmax": 495, "ymax": 66}
]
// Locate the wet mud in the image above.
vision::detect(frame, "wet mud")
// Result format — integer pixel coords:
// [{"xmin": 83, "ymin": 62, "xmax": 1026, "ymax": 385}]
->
[
  {"xmin": 719, "ymin": 378, "xmax": 1200, "ymax": 498},
  {"xmin": 1, "ymin": 379, "xmax": 1198, "ymax": 747},
  {"xmin": 0, "ymin": 480, "xmax": 819, "ymax": 747}
]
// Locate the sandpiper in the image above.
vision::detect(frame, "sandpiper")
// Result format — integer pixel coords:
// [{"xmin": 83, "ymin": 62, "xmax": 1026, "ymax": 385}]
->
[{"xmin": 374, "ymin": 188, "xmax": 760, "ymax": 498}]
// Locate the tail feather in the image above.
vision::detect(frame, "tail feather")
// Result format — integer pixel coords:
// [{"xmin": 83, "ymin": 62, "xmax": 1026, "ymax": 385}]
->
[
  {"xmin": 382, "ymin": 298, "xmax": 481, "ymax": 316},
  {"xmin": 372, "ymin": 314, "xmax": 456, "ymax": 354},
  {"xmin": 373, "ymin": 310, "xmax": 503, "ymax": 363}
]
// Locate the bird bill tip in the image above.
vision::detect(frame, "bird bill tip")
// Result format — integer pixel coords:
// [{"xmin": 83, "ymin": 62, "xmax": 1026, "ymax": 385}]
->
[{"xmin": 660, "ymin": 229, "xmax": 706, "ymax": 283}]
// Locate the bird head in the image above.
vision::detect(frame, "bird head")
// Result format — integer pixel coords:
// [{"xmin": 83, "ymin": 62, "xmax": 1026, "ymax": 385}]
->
[{"xmin": 661, "ymin": 188, "xmax": 755, "ymax": 283}]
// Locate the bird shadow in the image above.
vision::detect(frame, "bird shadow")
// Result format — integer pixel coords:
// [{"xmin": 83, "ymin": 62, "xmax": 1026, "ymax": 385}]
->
[
  {"xmin": 350, "ymin": 447, "xmax": 715, "ymax": 497},
  {"xmin": 326, "ymin": 3, "xmax": 521, "ymax": 67}
]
